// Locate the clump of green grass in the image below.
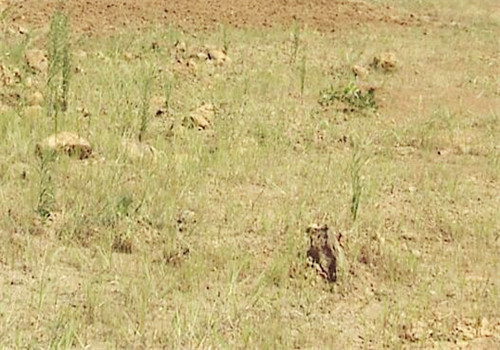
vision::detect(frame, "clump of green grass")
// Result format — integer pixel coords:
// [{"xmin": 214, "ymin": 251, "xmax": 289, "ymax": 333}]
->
[
  {"xmin": 47, "ymin": 7, "xmax": 72, "ymax": 133},
  {"xmin": 319, "ymin": 82, "xmax": 377, "ymax": 112}
]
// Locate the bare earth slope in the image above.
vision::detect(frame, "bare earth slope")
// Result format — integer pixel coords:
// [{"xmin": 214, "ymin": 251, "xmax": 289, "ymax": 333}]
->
[{"xmin": 7, "ymin": 0, "xmax": 416, "ymax": 33}]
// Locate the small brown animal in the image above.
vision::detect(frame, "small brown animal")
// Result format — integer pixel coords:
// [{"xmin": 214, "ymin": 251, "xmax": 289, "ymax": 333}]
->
[{"xmin": 306, "ymin": 224, "xmax": 345, "ymax": 282}]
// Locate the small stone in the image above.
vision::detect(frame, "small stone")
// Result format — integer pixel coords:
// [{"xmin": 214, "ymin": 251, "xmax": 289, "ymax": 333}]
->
[
  {"xmin": 190, "ymin": 113, "xmax": 210, "ymax": 129},
  {"xmin": 400, "ymin": 231, "xmax": 417, "ymax": 241},
  {"xmin": 186, "ymin": 59, "xmax": 197, "ymax": 69},
  {"xmin": 411, "ymin": 249, "xmax": 422, "ymax": 258},
  {"xmin": 293, "ymin": 142, "xmax": 305, "ymax": 152},
  {"xmin": 18, "ymin": 25, "xmax": 29, "ymax": 35},
  {"xmin": 27, "ymin": 91, "xmax": 43, "ymax": 106},
  {"xmin": 75, "ymin": 50, "xmax": 88, "ymax": 60},
  {"xmin": 0, "ymin": 64, "xmax": 21, "ymax": 86},
  {"xmin": 0, "ymin": 65, "xmax": 12, "ymax": 86},
  {"xmin": 0, "ymin": 102, "xmax": 10, "ymax": 114},
  {"xmin": 25, "ymin": 49, "xmax": 48, "ymax": 73},
  {"xmin": 150, "ymin": 95, "xmax": 167, "ymax": 116},
  {"xmin": 76, "ymin": 106, "xmax": 91, "ymax": 118},
  {"xmin": 24, "ymin": 105, "xmax": 43, "ymax": 118},
  {"xmin": 192, "ymin": 52, "xmax": 209, "ymax": 60},
  {"xmin": 372, "ymin": 52, "xmax": 398, "ymax": 72},
  {"xmin": 24, "ymin": 76, "xmax": 34, "ymax": 88},
  {"xmin": 189, "ymin": 103, "xmax": 216, "ymax": 130},
  {"xmin": 121, "ymin": 139, "xmax": 157, "ymax": 161},
  {"xmin": 352, "ymin": 64, "xmax": 369, "ymax": 78},
  {"xmin": 123, "ymin": 52, "xmax": 134, "ymax": 61},
  {"xmin": 207, "ymin": 48, "xmax": 230, "ymax": 65},
  {"xmin": 479, "ymin": 317, "xmax": 493, "ymax": 337},
  {"xmin": 175, "ymin": 41, "xmax": 187, "ymax": 53},
  {"xmin": 36, "ymin": 132, "xmax": 92, "ymax": 159},
  {"xmin": 395, "ymin": 145, "xmax": 416, "ymax": 156},
  {"xmin": 177, "ymin": 209, "xmax": 196, "ymax": 232}
]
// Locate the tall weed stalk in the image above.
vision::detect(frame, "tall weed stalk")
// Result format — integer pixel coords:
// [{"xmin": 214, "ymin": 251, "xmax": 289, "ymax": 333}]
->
[
  {"xmin": 350, "ymin": 144, "xmax": 365, "ymax": 224},
  {"xmin": 47, "ymin": 8, "xmax": 71, "ymax": 134},
  {"xmin": 138, "ymin": 69, "xmax": 153, "ymax": 142},
  {"xmin": 36, "ymin": 151, "xmax": 55, "ymax": 219}
]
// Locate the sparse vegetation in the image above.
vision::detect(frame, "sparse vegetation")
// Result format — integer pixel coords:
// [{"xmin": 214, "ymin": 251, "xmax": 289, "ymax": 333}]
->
[
  {"xmin": 0, "ymin": 0, "xmax": 499, "ymax": 348},
  {"xmin": 319, "ymin": 81, "xmax": 377, "ymax": 112}
]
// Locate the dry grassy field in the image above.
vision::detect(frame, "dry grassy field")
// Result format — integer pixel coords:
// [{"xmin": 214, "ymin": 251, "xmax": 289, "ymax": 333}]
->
[{"xmin": 0, "ymin": 0, "xmax": 499, "ymax": 348}]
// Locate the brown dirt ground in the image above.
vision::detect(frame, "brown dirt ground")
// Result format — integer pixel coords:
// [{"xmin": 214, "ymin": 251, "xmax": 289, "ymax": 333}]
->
[{"xmin": 6, "ymin": 0, "xmax": 418, "ymax": 34}]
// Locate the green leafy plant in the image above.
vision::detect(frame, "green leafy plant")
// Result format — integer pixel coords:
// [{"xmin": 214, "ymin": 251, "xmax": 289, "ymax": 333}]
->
[{"xmin": 319, "ymin": 82, "xmax": 377, "ymax": 112}]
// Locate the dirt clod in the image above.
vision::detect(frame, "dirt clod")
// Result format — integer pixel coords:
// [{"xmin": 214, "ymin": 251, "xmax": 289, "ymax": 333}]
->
[
  {"xmin": 27, "ymin": 91, "xmax": 44, "ymax": 106},
  {"xmin": 150, "ymin": 95, "xmax": 167, "ymax": 116},
  {"xmin": 372, "ymin": 52, "xmax": 398, "ymax": 72},
  {"xmin": 25, "ymin": 49, "xmax": 48, "ymax": 73},
  {"xmin": 121, "ymin": 139, "xmax": 157, "ymax": 162},
  {"xmin": 207, "ymin": 48, "xmax": 230, "ymax": 65},
  {"xmin": 36, "ymin": 131, "xmax": 92, "ymax": 159},
  {"xmin": 24, "ymin": 105, "xmax": 43, "ymax": 118},
  {"xmin": 189, "ymin": 103, "xmax": 216, "ymax": 130},
  {"xmin": 352, "ymin": 64, "xmax": 369, "ymax": 78},
  {"xmin": 0, "ymin": 64, "xmax": 21, "ymax": 86},
  {"xmin": 177, "ymin": 209, "xmax": 196, "ymax": 232},
  {"xmin": 191, "ymin": 52, "xmax": 209, "ymax": 61}
]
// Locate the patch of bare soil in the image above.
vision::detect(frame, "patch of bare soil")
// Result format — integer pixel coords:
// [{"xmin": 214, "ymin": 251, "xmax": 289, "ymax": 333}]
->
[{"xmin": 5, "ymin": 0, "xmax": 417, "ymax": 34}]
